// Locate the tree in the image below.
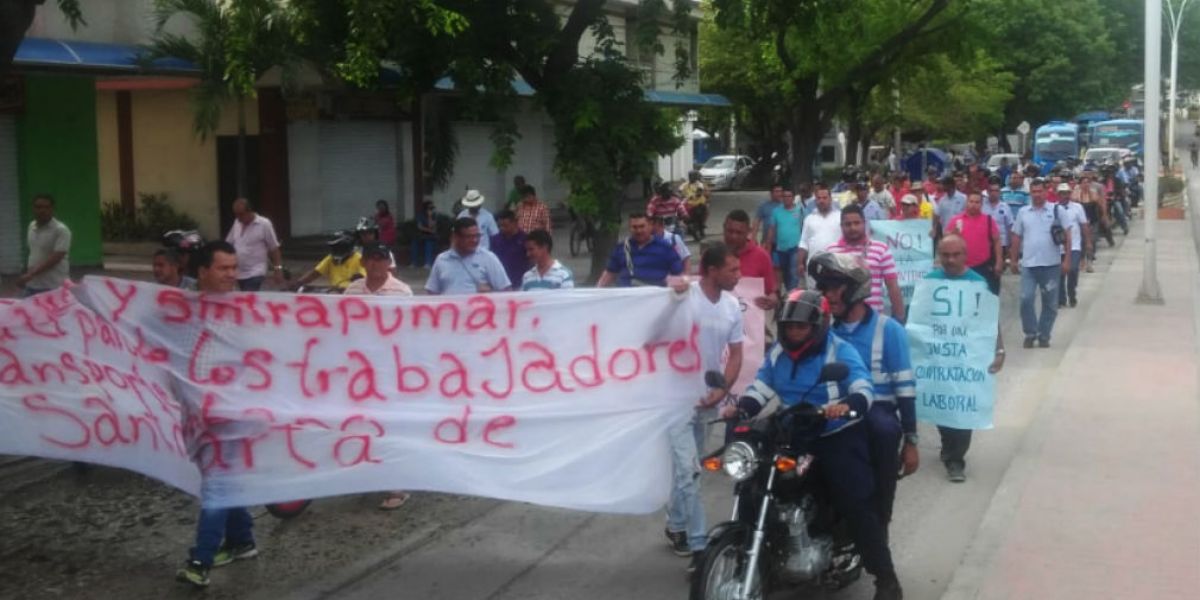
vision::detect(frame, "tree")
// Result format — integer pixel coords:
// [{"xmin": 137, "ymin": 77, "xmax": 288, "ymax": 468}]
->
[
  {"xmin": 141, "ymin": 0, "xmax": 297, "ymax": 199},
  {"xmin": 976, "ymin": 0, "xmax": 1120, "ymax": 131},
  {"xmin": 0, "ymin": 0, "xmax": 82, "ymax": 77},
  {"xmin": 709, "ymin": 0, "xmax": 962, "ymax": 182},
  {"xmin": 892, "ymin": 50, "xmax": 1014, "ymax": 146}
]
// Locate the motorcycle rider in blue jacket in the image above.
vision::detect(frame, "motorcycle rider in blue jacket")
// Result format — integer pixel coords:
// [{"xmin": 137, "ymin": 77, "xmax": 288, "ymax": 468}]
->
[
  {"xmin": 721, "ymin": 289, "xmax": 903, "ymax": 600},
  {"xmin": 809, "ymin": 252, "xmax": 918, "ymax": 535}
]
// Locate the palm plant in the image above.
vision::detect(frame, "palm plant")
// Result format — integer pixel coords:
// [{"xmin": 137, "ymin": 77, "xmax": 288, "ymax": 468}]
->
[{"xmin": 141, "ymin": 0, "xmax": 296, "ymax": 197}]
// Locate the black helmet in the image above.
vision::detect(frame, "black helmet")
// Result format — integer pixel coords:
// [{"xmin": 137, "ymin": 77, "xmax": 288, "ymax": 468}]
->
[
  {"xmin": 809, "ymin": 252, "xmax": 871, "ymax": 308},
  {"xmin": 162, "ymin": 229, "xmax": 205, "ymax": 252},
  {"xmin": 777, "ymin": 289, "xmax": 831, "ymax": 358},
  {"xmin": 327, "ymin": 231, "xmax": 357, "ymax": 262},
  {"xmin": 688, "ymin": 170, "xmax": 701, "ymax": 183}
]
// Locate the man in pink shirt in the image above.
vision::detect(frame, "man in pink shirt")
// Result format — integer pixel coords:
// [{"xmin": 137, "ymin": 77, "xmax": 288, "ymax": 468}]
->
[
  {"xmin": 946, "ymin": 191, "xmax": 1003, "ymax": 294},
  {"xmin": 825, "ymin": 204, "xmax": 906, "ymax": 322}
]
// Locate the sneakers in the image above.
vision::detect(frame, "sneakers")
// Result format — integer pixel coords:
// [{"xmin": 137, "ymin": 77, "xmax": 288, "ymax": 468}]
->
[
  {"xmin": 687, "ymin": 551, "xmax": 704, "ymax": 574},
  {"xmin": 175, "ymin": 560, "xmax": 210, "ymax": 588},
  {"xmin": 946, "ymin": 463, "xmax": 966, "ymax": 483},
  {"xmin": 664, "ymin": 528, "xmax": 689, "ymax": 557},
  {"xmin": 212, "ymin": 542, "xmax": 259, "ymax": 567},
  {"xmin": 1023, "ymin": 337, "xmax": 1035, "ymax": 349},
  {"xmin": 1069, "ymin": 298, "xmax": 1078, "ymax": 308},
  {"xmin": 1038, "ymin": 339, "xmax": 1050, "ymax": 349}
]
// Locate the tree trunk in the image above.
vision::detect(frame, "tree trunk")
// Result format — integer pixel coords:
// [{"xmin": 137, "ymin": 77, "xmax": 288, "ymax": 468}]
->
[
  {"xmin": 0, "ymin": 0, "xmax": 38, "ymax": 79},
  {"xmin": 860, "ymin": 126, "xmax": 879, "ymax": 168},
  {"xmin": 236, "ymin": 95, "xmax": 248, "ymax": 199},
  {"xmin": 997, "ymin": 128, "xmax": 1012, "ymax": 152},
  {"xmin": 411, "ymin": 93, "xmax": 425, "ymax": 216},
  {"xmin": 588, "ymin": 224, "xmax": 618, "ymax": 284},
  {"xmin": 789, "ymin": 107, "xmax": 826, "ymax": 184}
]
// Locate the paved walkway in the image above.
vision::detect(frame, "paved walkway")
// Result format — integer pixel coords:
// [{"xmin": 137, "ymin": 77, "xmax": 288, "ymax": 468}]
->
[{"xmin": 943, "ymin": 212, "xmax": 1200, "ymax": 598}]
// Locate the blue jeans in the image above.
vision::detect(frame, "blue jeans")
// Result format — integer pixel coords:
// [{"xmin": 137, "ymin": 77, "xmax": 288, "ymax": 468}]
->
[
  {"xmin": 1059, "ymin": 250, "xmax": 1082, "ymax": 304},
  {"xmin": 410, "ymin": 238, "xmax": 436, "ymax": 267},
  {"xmin": 189, "ymin": 507, "xmax": 255, "ymax": 567},
  {"xmin": 666, "ymin": 410, "xmax": 709, "ymax": 551},
  {"xmin": 773, "ymin": 248, "xmax": 799, "ymax": 291},
  {"xmin": 1020, "ymin": 265, "xmax": 1061, "ymax": 342},
  {"xmin": 237, "ymin": 277, "xmax": 264, "ymax": 291}
]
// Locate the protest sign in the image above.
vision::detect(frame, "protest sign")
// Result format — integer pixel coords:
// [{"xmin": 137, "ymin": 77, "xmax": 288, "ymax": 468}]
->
[
  {"xmin": 0, "ymin": 278, "xmax": 705, "ymax": 514},
  {"xmin": 906, "ymin": 277, "xmax": 999, "ymax": 429},
  {"xmin": 870, "ymin": 219, "xmax": 934, "ymax": 310},
  {"xmin": 727, "ymin": 277, "xmax": 765, "ymax": 395}
]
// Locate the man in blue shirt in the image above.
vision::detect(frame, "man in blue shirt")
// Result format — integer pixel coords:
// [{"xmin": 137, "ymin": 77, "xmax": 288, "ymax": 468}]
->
[
  {"xmin": 751, "ymin": 184, "xmax": 783, "ymax": 244},
  {"xmin": 810, "ymin": 251, "xmax": 916, "ymax": 529},
  {"xmin": 425, "ymin": 217, "xmax": 512, "ymax": 294},
  {"xmin": 722, "ymin": 290, "xmax": 902, "ymax": 600},
  {"xmin": 1009, "ymin": 178, "xmax": 1070, "ymax": 348},
  {"xmin": 925, "ymin": 234, "xmax": 1006, "ymax": 482},
  {"xmin": 932, "ymin": 175, "xmax": 966, "ymax": 244},
  {"xmin": 597, "ymin": 213, "xmax": 683, "ymax": 287},
  {"xmin": 490, "ymin": 210, "xmax": 528, "ymax": 288},
  {"xmin": 765, "ymin": 189, "xmax": 805, "ymax": 291}
]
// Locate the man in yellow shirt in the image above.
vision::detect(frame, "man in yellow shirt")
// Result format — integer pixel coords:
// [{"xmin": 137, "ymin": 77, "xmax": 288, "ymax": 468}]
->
[{"xmin": 290, "ymin": 231, "xmax": 365, "ymax": 290}]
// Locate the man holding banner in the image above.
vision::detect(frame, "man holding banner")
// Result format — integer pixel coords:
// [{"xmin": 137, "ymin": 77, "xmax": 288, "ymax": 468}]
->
[
  {"xmin": 666, "ymin": 245, "xmax": 744, "ymax": 572},
  {"xmin": 177, "ymin": 241, "xmax": 260, "ymax": 588},
  {"xmin": 910, "ymin": 234, "xmax": 1005, "ymax": 483}
]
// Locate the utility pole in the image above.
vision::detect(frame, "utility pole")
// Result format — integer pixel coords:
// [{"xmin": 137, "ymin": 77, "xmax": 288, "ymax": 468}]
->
[
  {"xmin": 1140, "ymin": 0, "xmax": 1165, "ymax": 303},
  {"xmin": 1165, "ymin": 0, "xmax": 1193, "ymax": 171}
]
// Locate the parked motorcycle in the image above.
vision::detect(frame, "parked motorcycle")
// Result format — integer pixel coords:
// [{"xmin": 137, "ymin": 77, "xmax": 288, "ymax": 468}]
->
[{"xmin": 691, "ymin": 366, "xmax": 863, "ymax": 600}]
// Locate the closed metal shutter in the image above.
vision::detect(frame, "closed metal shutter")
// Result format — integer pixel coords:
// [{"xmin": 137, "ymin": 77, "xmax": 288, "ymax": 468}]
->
[{"xmin": 0, "ymin": 115, "xmax": 21, "ymax": 273}]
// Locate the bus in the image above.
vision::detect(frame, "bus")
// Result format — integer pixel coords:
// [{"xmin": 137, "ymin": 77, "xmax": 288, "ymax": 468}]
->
[
  {"xmin": 1033, "ymin": 121, "xmax": 1079, "ymax": 172},
  {"xmin": 1087, "ymin": 119, "xmax": 1143, "ymax": 158}
]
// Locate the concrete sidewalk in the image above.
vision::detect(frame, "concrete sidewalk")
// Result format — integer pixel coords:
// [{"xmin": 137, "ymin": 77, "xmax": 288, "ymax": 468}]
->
[{"xmin": 943, "ymin": 216, "xmax": 1200, "ymax": 599}]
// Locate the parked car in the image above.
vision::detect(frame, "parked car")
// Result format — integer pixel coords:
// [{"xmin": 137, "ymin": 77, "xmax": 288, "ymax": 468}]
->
[
  {"xmin": 699, "ymin": 155, "xmax": 755, "ymax": 190},
  {"xmin": 986, "ymin": 153, "xmax": 1021, "ymax": 171}
]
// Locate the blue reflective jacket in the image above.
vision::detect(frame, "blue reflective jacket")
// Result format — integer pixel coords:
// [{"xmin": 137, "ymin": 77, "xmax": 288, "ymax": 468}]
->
[{"xmin": 743, "ymin": 332, "xmax": 874, "ymax": 436}]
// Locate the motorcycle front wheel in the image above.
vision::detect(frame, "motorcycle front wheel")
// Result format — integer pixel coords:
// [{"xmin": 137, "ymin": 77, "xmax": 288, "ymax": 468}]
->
[
  {"xmin": 690, "ymin": 528, "xmax": 764, "ymax": 600},
  {"xmin": 265, "ymin": 500, "xmax": 312, "ymax": 519}
]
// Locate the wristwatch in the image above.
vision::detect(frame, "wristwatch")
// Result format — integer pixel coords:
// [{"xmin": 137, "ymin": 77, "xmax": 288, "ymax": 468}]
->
[{"xmin": 904, "ymin": 432, "xmax": 919, "ymax": 446}]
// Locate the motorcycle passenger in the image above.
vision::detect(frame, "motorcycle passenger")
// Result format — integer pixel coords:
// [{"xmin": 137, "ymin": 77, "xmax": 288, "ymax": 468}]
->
[
  {"xmin": 809, "ymin": 252, "xmax": 917, "ymax": 533},
  {"xmin": 354, "ymin": 217, "xmax": 397, "ymax": 270},
  {"xmin": 152, "ymin": 248, "xmax": 197, "ymax": 290},
  {"xmin": 721, "ymin": 290, "xmax": 903, "ymax": 600},
  {"xmin": 289, "ymin": 231, "xmax": 365, "ymax": 291},
  {"xmin": 646, "ymin": 182, "xmax": 689, "ymax": 230}
]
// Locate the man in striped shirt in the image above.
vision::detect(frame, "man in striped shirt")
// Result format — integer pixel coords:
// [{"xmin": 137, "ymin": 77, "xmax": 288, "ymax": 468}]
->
[
  {"xmin": 521, "ymin": 229, "xmax": 574, "ymax": 290},
  {"xmin": 826, "ymin": 204, "xmax": 906, "ymax": 323}
]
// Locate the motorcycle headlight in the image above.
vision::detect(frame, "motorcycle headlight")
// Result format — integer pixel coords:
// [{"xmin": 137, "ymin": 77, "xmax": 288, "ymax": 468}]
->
[{"xmin": 721, "ymin": 442, "xmax": 758, "ymax": 481}]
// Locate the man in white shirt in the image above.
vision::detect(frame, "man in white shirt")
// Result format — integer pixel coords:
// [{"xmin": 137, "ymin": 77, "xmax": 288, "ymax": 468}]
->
[
  {"xmin": 1055, "ymin": 183, "xmax": 1090, "ymax": 308},
  {"xmin": 225, "ymin": 198, "xmax": 283, "ymax": 291},
  {"xmin": 20, "ymin": 194, "xmax": 71, "ymax": 296},
  {"xmin": 664, "ymin": 244, "xmax": 745, "ymax": 573},
  {"xmin": 797, "ymin": 185, "xmax": 842, "ymax": 286}
]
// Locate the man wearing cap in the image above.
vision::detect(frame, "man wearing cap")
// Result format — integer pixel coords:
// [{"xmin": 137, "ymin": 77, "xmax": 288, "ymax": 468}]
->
[
  {"xmin": 458, "ymin": 190, "xmax": 500, "ymax": 252},
  {"xmin": 1056, "ymin": 182, "xmax": 1089, "ymax": 308},
  {"xmin": 426, "ymin": 217, "xmax": 512, "ymax": 294},
  {"xmin": 853, "ymin": 181, "xmax": 888, "ymax": 222},
  {"xmin": 896, "ymin": 193, "xmax": 922, "ymax": 220}
]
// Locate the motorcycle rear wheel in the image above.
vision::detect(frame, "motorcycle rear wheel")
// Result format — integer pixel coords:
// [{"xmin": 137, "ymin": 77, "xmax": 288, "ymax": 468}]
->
[{"xmin": 690, "ymin": 529, "xmax": 764, "ymax": 600}]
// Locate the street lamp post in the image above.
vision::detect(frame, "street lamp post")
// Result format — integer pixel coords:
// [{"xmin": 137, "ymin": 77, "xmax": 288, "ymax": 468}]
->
[
  {"xmin": 1141, "ymin": 0, "xmax": 1164, "ymax": 303},
  {"xmin": 1165, "ymin": 0, "xmax": 1193, "ymax": 171}
]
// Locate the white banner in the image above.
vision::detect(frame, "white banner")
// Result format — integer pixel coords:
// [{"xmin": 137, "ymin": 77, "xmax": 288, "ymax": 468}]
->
[{"xmin": 0, "ymin": 278, "xmax": 704, "ymax": 514}]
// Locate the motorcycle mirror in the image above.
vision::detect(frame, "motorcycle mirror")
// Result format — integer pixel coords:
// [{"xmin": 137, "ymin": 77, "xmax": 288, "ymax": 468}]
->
[
  {"xmin": 818, "ymin": 363, "xmax": 849, "ymax": 383},
  {"xmin": 704, "ymin": 370, "xmax": 728, "ymax": 390}
]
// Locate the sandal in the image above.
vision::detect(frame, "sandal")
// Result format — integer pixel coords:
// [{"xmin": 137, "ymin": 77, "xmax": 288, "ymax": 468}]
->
[{"xmin": 379, "ymin": 492, "xmax": 411, "ymax": 511}]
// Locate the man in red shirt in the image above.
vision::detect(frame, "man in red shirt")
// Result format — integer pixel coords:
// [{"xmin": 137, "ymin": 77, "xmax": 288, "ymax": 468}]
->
[
  {"xmin": 946, "ymin": 191, "xmax": 1003, "ymax": 294},
  {"xmin": 723, "ymin": 209, "xmax": 778, "ymax": 310}
]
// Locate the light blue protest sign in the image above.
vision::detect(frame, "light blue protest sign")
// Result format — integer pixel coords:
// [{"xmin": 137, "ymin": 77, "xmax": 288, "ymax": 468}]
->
[
  {"xmin": 870, "ymin": 219, "xmax": 934, "ymax": 311},
  {"xmin": 906, "ymin": 277, "xmax": 999, "ymax": 429}
]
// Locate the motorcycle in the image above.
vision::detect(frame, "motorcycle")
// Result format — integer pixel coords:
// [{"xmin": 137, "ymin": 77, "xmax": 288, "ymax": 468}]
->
[
  {"xmin": 691, "ymin": 365, "xmax": 863, "ymax": 600},
  {"xmin": 263, "ymin": 283, "xmax": 345, "ymax": 519}
]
